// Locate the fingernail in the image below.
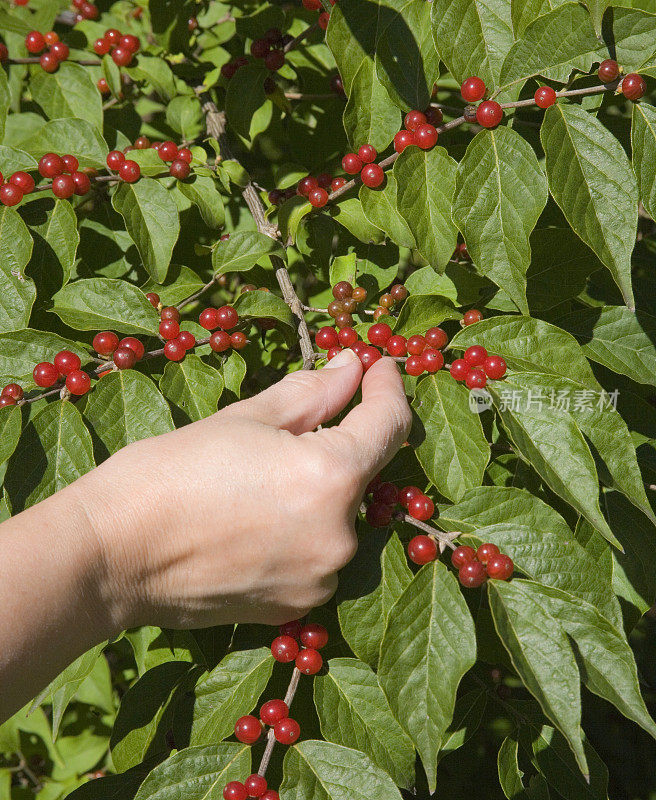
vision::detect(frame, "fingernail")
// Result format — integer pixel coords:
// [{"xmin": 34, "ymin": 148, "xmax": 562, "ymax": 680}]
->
[{"xmin": 325, "ymin": 347, "xmax": 360, "ymax": 369}]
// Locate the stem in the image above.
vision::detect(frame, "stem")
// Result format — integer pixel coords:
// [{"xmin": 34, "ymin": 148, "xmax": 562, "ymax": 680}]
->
[
  {"xmin": 257, "ymin": 668, "xmax": 302, "ymax": 778},
  {"xmin": 284, "ymin": 23, "xmax": 320, "ymax": 54},
  {"xmin": 7, "ymin": 57, "xmax": 102, "ymax": 66}
]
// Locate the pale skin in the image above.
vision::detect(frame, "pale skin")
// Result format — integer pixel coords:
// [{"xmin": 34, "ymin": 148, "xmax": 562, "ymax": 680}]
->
[{"xmin": 0, "ymin": 349, "xmax": 411, "ymax": 723}]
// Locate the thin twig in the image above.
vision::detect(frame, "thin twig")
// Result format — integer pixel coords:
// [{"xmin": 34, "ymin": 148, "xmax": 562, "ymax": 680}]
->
[
  {"xmin": 257, "ymin": 668, "xmax": 302, "ymax": 778},
  {"xmin": 284, "ymin": 23, "xmax": 319, "ymax": 53},
  {"xmin": 7, "ymin": 57, "xmax": 102, "ymax": 66}
]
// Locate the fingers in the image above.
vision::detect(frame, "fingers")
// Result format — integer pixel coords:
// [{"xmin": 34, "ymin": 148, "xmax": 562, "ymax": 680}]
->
[
  {"xmin": 228, "ymin": 348, "xmax": 363, "ymax": 435},
  {"xmin": 327, "ymin": 357, "xmax": 412, "ymax": 479}
]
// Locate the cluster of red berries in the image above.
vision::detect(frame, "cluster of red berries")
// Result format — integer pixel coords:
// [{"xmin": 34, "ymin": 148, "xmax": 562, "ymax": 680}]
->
[
  {"xmin": 105, "ymin": 150, "xmax": 141, "ymax": 183},
  {"xmin": 324, "ymin": 280, "xmax": 368, "ymax": 328},
  {"xmin": 270, "ymin": 620, "xmax": 328, "ymax": 674},
  {"xmin": 221, "ymin": 28, "xmax": 289, "ymax": 79},
  {"xmin": 341, "ymin": 144, "xmax": 385, "ymax": 188},
  {"xmin": 451, "ymin": 542, "xmax": 514, "ymax": 587},
  {"xmin": 71, "ymin": 0, "xmax": 99, "ymax": 22},
  {"xmin": 223, "ymin": 777, "xmax": 278, "ymax": 800},
  {"xmin": 32, "ymin": 351, "xmax": 90, "ymax": 396},
  {"xmin": 0, "ymin": 153, "xmax": 93, "ymax": 206},
  {"xmin": 371, "ymin": 283, "xmax": 408, "ymax": 320},
  {"xmin": 24, "ymin": 30, "xmax": 70, "ymax": 73},
  {"xmin": 367, "ymin": 322, "xmax": 448, "ymax": 377},
  {"xmin": 451, "ymin": 345, "xmax": 506, "ymax": 389},
  {"xmin": 365, "ymin": 477, "xmax": 435, "ymax": 528},
  {"xmin": 0, "ymin": 383, "xmax": 24, "ymax": 408},
  {"xmin": 301, "ymin": 0, "xmax": 336, "ymax": 31},
  {"xmin": 197, "ymin": 303, "xmax": 249, "ymax": 354},
  {"xmin": 153, "ymin": 140, "xmax": 193, "ymax": 178},
  {"xmin": 393, "ymin": 107, "xmax": 443, "ymax": 154},
  {"xmin": 92, "ymin": 331, "xmax": 145, "ymax": 370},
  {"xmin": 92, "ymin": 28, "xmax": 140, "ymax": 67},
  {"xmin": 459, "ymin": 76, "xmax": 505, "ymax": 129}
]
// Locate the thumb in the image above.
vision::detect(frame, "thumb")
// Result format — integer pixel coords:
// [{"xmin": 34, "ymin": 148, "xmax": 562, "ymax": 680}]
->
[{"xmin": 231, "ymin": 348, "xmax": 363, "ymax": 434}]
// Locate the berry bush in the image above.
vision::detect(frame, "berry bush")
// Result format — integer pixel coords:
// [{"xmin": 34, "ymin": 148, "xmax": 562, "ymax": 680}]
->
[{"xmin": 1, "ymin": 0, "xmax": 656, "ymax": 798}]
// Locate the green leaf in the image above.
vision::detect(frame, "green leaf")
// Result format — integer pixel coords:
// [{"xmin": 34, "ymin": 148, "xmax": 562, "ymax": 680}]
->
[
  {"xmin": 0, "ymin": 329, "xmax": 88, "ymax": 388},
  {"xmin": 0, "ymin": 66, "xmax": 8, "ymax": 143},
  {"xmin": 395, "ymin": 146, "xmax": 458, "ymax": 270},
  {"xmin": 128, "ymin": 55, "xmax": 178, "ymax": 101},
  {"xmin": 190, "ymin": 648, "xmax": 274, "ymax": 746},
  {"xmin": 449, "ymin": 315, "xmax": 599, "ymax": 387},
  {"xmin": 177, "ymin": 175, "xmax": 226, "ymax": 229},
  {"xmin": 498, "ymin": 735, "xmax": 528, "ymax": 799},
  {"xmin": 487, "ymin": 579, "xmax": 588, "ymax": 777},
  {"xmin": 431, "ymin": 0, "xmax": 515, "ymax": 89},
  {"xmin": 6, "ymin": 401, "xmax": 95, "ymax": 511},
  {"xmin": 453, "ymin": 127, "xmax": 548, "ymax": 315},
  {"xmin": 314, "ymin": 658, "xmax": 415, "ymax": 788},
  {"xmin": 112, "ymin": 178, "xmax": 181, "ymax": 283},
  {"xmin": 22, "ymin": 197, "xmax": 80, "ymax": 287},
  {"xmin": 160, "ymin": 355, "xmax": 223, "ymax": 423},
  {"xmin": 438, "ymin": 689, "xmax": 487, "ymax": 760},
  {"xmin": 412, "ymin": 372, "xmax": 489, "ymax": 503},
  {"xmin": 166, "ymin": 95, "xmax": 204, "ymax": 140},
  {"xmin": 21, "ymin": 118, "xmax": 109, "ymax": 168},
  {"xmin": 134, "ymin": 743, "xmax": 251, "ymax": 800},
  {"xmin": 612, "ymin": 8, "xmax": 656, "ymax": 72},
  {"xmin": 101, "ymin": 52, "xmax": 122, "ymax": 98},
  {"xmin": 84, "ymin": 371, "xmax": 174, "ymax": 455},
  {"xmin": 212, "ymin": 231, "xmax": 284, "ymax": 276},
  {"xmin": 500, "ymin": 3, "xmax": 602, "ymax": 88},
  {"xmin": 141, "ymin": 265, "xmax": 204, "ymax": 307},
  {"xmin": 631, "ymin": 102, "xmax": 656, "ymax": 220},
  {"xmin": 0, "ymin": 145, "xmax": 38, "ymax": 175},
  {"xmin": 338, "ymin": 532, "xmax": 413, "ymax": 668},
  {"xmin": 280, "ymin": 740, "xmax": 403, "ymax": 800},
  {"xmin": 234, "ymin": 289, "xmax": 294, "ymax": 331},
  {"xmin": 359, "ymin": 176, "xmax": 415, "ymax": 249},
  {"xmin": 0, "ymin": 206, "xmax": 36, "ymax": 332},
  {"xmin": 0, "ymin": 406, "xmax": 21, "ymax": 468},
  {"xmin": 343, "ymin": 60, "xmax": 400, "ymax": 153},
  {"xmin": 51, "ymin": 278, "xmax": 160, "ymax": 335},
  {"xmin": 378, "ymin": 561, "xmax": 476, "ymax": 791},
  {"xmin": 111, "ymin": 661, "xmax": 191, "ymax": 771},
  {"xmin": 392, "ymin": 294, "xmax": 461, "ymax": 337},
  {"xmin": 521, "ymin": 581, "xmax": 656, "ymax": 739},
  {"xmin": 278, "ymin": 195, "xmax": 313, "ymax": 244},
  {"xmin": 540, "ymin": 103, "xmax": 638, "ymax": 309},
  {"xmin": 225, "ymin": 64, "xmax": 267, "ymax": 140},
  {"xmin": 30, "ymin": 63, "xmax": 103, "ymax": 130},
  {"xmin": 221, "ymin": 351, "xmax": 247, "ymax": 398}
]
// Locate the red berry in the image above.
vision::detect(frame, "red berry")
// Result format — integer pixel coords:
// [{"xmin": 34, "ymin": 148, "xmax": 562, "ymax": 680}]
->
[
  {"xmin": 463, "ymin": 309, "xmax": 482, "ymax": 325},
  {"xmin": 298, "ymin": 176, "xmax": 318, "ymax": 197},
  {"xmin": 111, "ymin": 47, "xmax": 132, "ymax": 67},
  {"xmin": 170, "ymin": 159, "xmax": 190, "ymax": 179},
  {"xmin": 326, "ymin": 346, "xmax": 341, "ymax": 360},
  {"xmin": 177, "ymin": 331, "xmax": 196, "ymax": 350},
  {"xmin": 72, "ymin": 172, "xmax": 91, "ymax": 195},
  {"xmin": 279, "ymin": 619, "xmax": 302, "ymax": 638},
  {"xmin": 119, "ymin": 160, "xmax": 140, "ymax": 183},
  {"xmin": 483, "ymin": 354, "xmax": 506, "ymax": 380},
  {"xmin": 260, "ymin": 699, "xmax": 289, "ymax": 725},
  {"xmin": 2, "ymin": 384, "xmax": 23, "ymax": 401},
  {"xmin": 94, "ymin": 37, "xmax": 110, "ymax": 55},
  {"xmin": 373, "ymin": 481, "xmax": 399, "ymax": 506},
  {"xmin": 296, "ymin": 648, "xmax": 323, "ymax": 674},
  {"xmin": 361, "ymin": 163, "xmax": 384, "ymax": 188},
  {"xmin": 331, "ymin": 176, "xmax": 346, "ymax": 191},
  {"xmin": 404, "ymin": 110, "xmax": 426, "ymax": 131},
  {"xmin": 39, "ymin": 153, "xmax": 64, "ymax": 178},
  {"xmin": 159, "ymin": 319, "xmax": 180, "ymax": 340},
  {"xmin": 476, "ymin": 101, "xmax": 503, "ymax": 128},
  {"xmin": 407, "ymin": 335, "xmax": 426, "ymax": 355},
  {"xmin": 120, "ymin": 34, "xmax": 140, "ymax": 53},
  {"xmin": 415, "ymin": 123, "xmax": 438, "ymax": 150},
  {"xmin": 0, "ymin": 396, "xmax": 16, "ymax": 408},
  {"xmin": 97, "ymin": 78, "xmax": 110, "ymax": 95},
  {"xmin": 223, "ymin": 782, "xmax": 248, "ymax": 800},
  {"xmin": 486, "ymin": 553, "xmax": 514, "ymax": 581},
  {"xmin": 394, "ymin": 129, "xmax": 416, "ymax": 153},
  {"xmin": 271, "ymin": 635, "xmax": 299, "ymax": 663},
  {"xmin": 463, "ymin": 345, "xmax": 487, "ymax": 367},
  {"xmin": 65, "ymin": 369, "xmax": 90, "ymax": 395},
  {"xmin": 25, "ymin": 31, "xmax": 45, "ymax": 53},
  {"xmin": 234, "ymin": 715, "xmax": 262, "ymax": 745},
  {"xmin": 332, "ymin": 281, "xmax": 353, "ymax": 300},
  {"xmin": 32, "ymin": 361, "xmax": 59, "ymax": 389},
  {"xmin": 161, "ymin": 306, "xmax": 181, "ymax": 322},
  {"xmin": 217, "ymin": 305, "xmax": 239, "ymax": 330},
  {"xmin": 337, "ymin": 327, "xmax": 358, "ymax": 347},
  {"xmin": 106, "ymin": 150, "xmax": 125, "ymax": 171},
  {"xmin": 0, "ymin": 44, "xmax": 8, "ymax": 62},
  {"xmin": 350, "ymin": 340, "xmax": 366, "ymax": 357},
  {"xmin": 244, "ymin": 775, "xmax": 267, "ymax": 798},
  {"xmin": 164, "ymin": 339, "xmax": 186, "ymax": 361},
  {"xmin": 104, "ymin": 29, "xmax": 121, "ymax": 45},
  {"xmin": 451, "ymin": 545, "xmax": 476, "ymax": 568},
  {"xmin": 316, "ymin": 326, "xmax": 339, "ymax": 350},
  {"xmin": 52, "ymin": 174, "xmax": 75, "ymax": 199},
  {"xmin": 199, "ymin": 307, "xmax": 219, "ymax": 330},
  {"xmin": 299, "ymin": 622, "xmax": 328, "ymax": 649},
  {"xmin": 261, "ymin": 793, "xmax": 280, "ymax": 800},
  {"xmin": 407, "ymin": 535, "xmax": 438, "ymax": 565},
  {"xmin": 408, "ymin": 493, "xmax": 434, "ymax": 521},
  {"xmin": 399, "ymin": 485, "xmax": 421, "ymax": 509},
  {"xmin": 264, "ymin": 50, "xmax": 285, "ymax": 71},
  {"xmin": 359, "ymin": 345, "xmax": 382, "ymax": 371},
  {"xmin": 273, "ymin": 718, "xmax": 300, "ymax": 745},
  {"xmin": 221, "ymin": 62, "xmax": 238, "ymax": 80},
  {"xmin": 421, "ymin": 347, "xmax": 444, "ymax": 373},
  {"xmin": 50, "ymin": 42, "xmax": 69, "ymax": 62},
  {"xmin": 113, "ymin": 346, "xmax": 137, "ymax": 370},
  {"xmin": 158, "ymin": 141, "xmax": 178, "ymax": 162},
  {"xmin": 534, "ymin": 86, "xmax": 557, "ymax": 109},
  {"xmin": 93, "ymin": 331, "xmax": 119, "ymax": 355},
  {"xmin": 386, "ymin": 334, "xmax": 407, "ymax": 356},
  {"xmin": 178, "ymin": 147, "xmax": 193, "ymax": 164},
  {"xmin": 598, "ymin": 59, "xmax": 620, "ymax": 83},
  {"xmin": 425, "ymin": 106, "xmax": 443, "ymax": 126},
  {"xmin": 318, "ymin": 11, "xmax": 330, "ymax": 30},
  {"xmin": 476, "ymin": 542, "xmax": 500, "ymax": 564},
  {"xmin": 358, "ymin": 144, "xmax": 377, "ymax": 163},
  {"xmin": 81, "ymin": 2, "xmax": 98, "ymax": 20},
  {"xmin": 251, "ymin": 38, "xmax": 270, "ymax": 59},
  {"xmin": 425, "ymin": 327, "xmax": 448, "ymax": 349},
  {"xmin": 54, "ymin": 350, "xmax": 81, "ymax": 375},
  {"xmin": 366, "ymin": 502, "xmax": 393, "ymax": 527},
  {"xmin": 465, "ymin": 368, "xmax": 487, "ymax": 390},
  {"xmin": 450, "ymin": 358, "xmax": 469, "ymax": 381},
  {"xmin": 461, "ymin": 76, "xmax": 486, "ymax": 102},
  {"xmin": 146, "ymin": 292, "xmax": 160, "ymax": 308},
  {"xmin": 405, "ymin": 354, "xmax": 424, "ymax": 376},
  {"xmin": 0, "ymin": 184, "xmax": 23, "ymax": 206},
  {"xmin": 303, "ymin": 0, "xmax": 322, "ymax": 7},
  {"xmin": 117, "ymin": 337, "xmax": 144, "ymax": 361},
  {"xmin": 230, "ymin": 332, "xmax": 248, "ymax": 350},
  {"xmin": 342, "ymin": 153, "xmax": 362, "ymax": 174},
  {"xmin": 622, "ymin": 73, "xmax": 646, "ymax": 100},
  {"xmin": 316, "ymin": 173, "xmax": 332, "ymax": 189},
  {"xmin": 10, "ymin": 172, "xmax": 35, "ymax": 194},
  {"xmin": 459, "ymin": 561, "xmax": 487, "ymax": 588},
  {"xmin": 210, "ymin": 330, "xmax": 231, "ymax": 353},
  {"xmin": 367, "ymin": 322, "xmax": 392, "ymax": 347},
  {"xmin": 309, "ymin": 187, "xmax": 328, "ymax": 208}
]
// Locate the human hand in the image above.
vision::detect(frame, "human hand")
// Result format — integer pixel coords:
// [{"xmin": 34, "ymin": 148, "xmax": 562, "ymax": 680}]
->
[{"xmin": 88, "ymin": 349, "xmax": 412, "ymax": 634}]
